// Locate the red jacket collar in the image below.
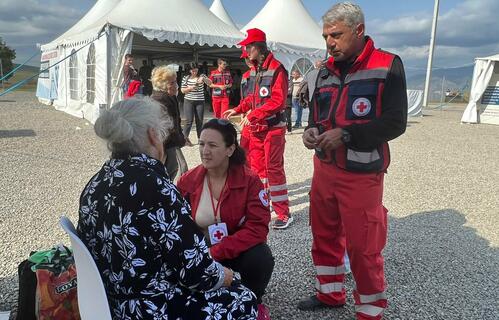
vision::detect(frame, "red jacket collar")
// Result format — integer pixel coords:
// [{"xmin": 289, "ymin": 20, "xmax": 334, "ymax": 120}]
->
[
  {"xmin": 179, "ymin": 164, "xmax": 247, "ymax": 194},
  {"xmin": 326, "ymin": 36, "xmax": 375, "ymax": 74}
]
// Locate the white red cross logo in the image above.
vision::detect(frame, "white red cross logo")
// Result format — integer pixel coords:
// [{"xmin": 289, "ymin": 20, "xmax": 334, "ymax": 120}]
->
[
  {"xmin": 259, "ymin": 87, "xmax": 270, "ymax": 97},
  {"xmin": 352, "ymin": 98, "xmax": 371, "ymax": 117}
]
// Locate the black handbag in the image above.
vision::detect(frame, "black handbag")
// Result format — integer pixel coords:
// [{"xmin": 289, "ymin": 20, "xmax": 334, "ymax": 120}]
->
[{"xmin": 16, "ymin": 253, "xmax": 37, "ymax": 320}]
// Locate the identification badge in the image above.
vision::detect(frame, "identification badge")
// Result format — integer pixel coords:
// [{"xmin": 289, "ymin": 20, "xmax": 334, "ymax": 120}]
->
[{"xmin": 208, "ymin": 223, "xmax": 228, "ymax": 245}]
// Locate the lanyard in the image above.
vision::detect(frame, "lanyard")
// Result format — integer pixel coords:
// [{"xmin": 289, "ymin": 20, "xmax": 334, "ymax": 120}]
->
[{"xmin": 207, "ymin": 175, "xmax": 228, "ymax": 223}]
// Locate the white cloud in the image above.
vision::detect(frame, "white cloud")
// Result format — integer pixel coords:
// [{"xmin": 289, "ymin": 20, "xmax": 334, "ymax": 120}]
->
[
  {"xmin": 368, "ymin": 0, "xmax": 499, "ymax": 68},
  {"xmin": 0, "ymin": 0, "xmax": 91, "ymax": 64}
]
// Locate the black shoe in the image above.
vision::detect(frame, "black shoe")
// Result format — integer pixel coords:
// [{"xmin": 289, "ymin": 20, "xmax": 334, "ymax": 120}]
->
[
  {"xmin": 272, "ymin": 215, "xmax": 294, "ymax": 229},
  {"xmin": 297, "ymin": 295, "xmax": 345, "ymax": 311},
  {"xmin": 293, "ymin": 124, "xmax": 302, "ymax": 129}
]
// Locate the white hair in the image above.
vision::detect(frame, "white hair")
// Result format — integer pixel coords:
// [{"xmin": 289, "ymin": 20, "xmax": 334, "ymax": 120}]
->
[
  {"xmin": 94, "ymin": 97, "xmax": 173, "ymax": 155},
  {"xmin": 322, "ymin": 2, "xmax": 365, "ymax": 30}
]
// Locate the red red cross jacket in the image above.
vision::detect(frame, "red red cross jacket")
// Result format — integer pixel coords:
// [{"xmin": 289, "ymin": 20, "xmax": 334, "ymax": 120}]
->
[
  {"xmin": 234, "ymin": 53, "xmax": 288, "ymax": 132},
  {"xmin": 209, "ymin": 69, "xmax": 233, "ymax": 98},
  {"xmin": 312, "ymin": 37, "xmax": 399, "ymax": 173},
  {"xmin": 176, "ymin": 164, "xmax": 270, "ymax": 261}
]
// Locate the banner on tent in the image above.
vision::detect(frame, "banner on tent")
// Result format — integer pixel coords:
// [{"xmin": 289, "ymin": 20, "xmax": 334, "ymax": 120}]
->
[
  {"xmin": 481, "ymin": 86, "xmax": 499, "ymax": 105},
  {"xmin": 36, "ymin": 50, "xmax": 60, "ymax": 101}
]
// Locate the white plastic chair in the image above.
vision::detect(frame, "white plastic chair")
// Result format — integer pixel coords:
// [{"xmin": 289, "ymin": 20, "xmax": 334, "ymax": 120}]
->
[{"xmin": 59, "ymin": 216, "xmax": 113, "ymax": 320}]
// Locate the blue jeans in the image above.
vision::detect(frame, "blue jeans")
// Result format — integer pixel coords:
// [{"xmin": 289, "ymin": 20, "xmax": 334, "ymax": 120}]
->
[{"xmin": 292, "ymin": 98, "xmax": 302, "ymax": 126}]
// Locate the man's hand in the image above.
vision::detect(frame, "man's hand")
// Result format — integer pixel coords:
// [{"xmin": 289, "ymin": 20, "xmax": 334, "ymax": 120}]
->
[
  {"xmin": 302, "ymin": 127, "xmax": 319, "ymax": 149},
  {"xmin": 316, "ymin": 128, "xmax": 343, "ymax": 152},
  {"xmin": 223, "ymin": 109, "xmax": 238, "ymax": 119}
]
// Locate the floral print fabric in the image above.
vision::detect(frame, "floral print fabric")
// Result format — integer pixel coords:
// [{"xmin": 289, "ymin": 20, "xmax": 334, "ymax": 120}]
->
[{"xmin": 77, "ymin": 154, "xmax": 257, "ymax": 319}]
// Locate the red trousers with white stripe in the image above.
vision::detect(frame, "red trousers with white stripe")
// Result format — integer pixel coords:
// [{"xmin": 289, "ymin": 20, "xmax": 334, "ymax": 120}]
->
[
  {"xmin": 212, "ymin": 97, "xmax": 230, "ymax": 118},
  {"xmin": 249, "ymin": 127, "xmax": 289, "ymax": 218},
  {"xmin": 310, "ymin": 156, "xmax": 387, "ymax": 320}
]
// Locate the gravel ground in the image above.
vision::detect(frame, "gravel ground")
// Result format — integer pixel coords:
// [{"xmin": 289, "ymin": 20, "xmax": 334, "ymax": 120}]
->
[{"xmin": 1, "ymin": 92, "xmax": 498, "ymax": 319}]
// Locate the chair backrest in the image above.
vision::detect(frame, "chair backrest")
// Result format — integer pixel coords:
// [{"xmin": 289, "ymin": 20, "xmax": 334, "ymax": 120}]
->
[{"xmin": 59, "ymin": 216, "xmax": 113, "ymax": 320}]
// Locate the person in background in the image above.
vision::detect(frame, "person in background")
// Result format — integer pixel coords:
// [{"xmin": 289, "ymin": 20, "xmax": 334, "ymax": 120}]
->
[
  {"xmin": 181, "ymin": 62, "xmax": 209, "ymax": 146},
  {"xmin": 177, "ymin": 119, "xmax": 274, "ymax": 320},
  {"xmin": 285, "ymin": 76, "xmax": 294, "ymax": 133},
  {"xmin": 139, "ymin": 60, "xmax": 152, "ymax": 95},
  {"xmin": 239, "ymin": 47, "xmax": 253, "ymax": 166},
  {"xmin": 121, "ymin": 53, "xmax": 136, "ymax": 95},
  {"xmin": 209, "ymin": 58, "xmax": 233, "ymax": 118},
  {"xmin": 124, "ymin": 72, "xmax": 143, "ymax": 99},
  {"xmin": 298, "ymin": 3, "xmax": 407, "ymax": 319},
  {"xmin": 291, "ymin": 70, "xmax": 304, "ymax": 128},
  {"xmin": 78, "ymin": 97, "xmax": 257, "ymax": 319},
  {"xmin": 150, "ymin": 65, "xmax": 188, "ymax": 181},
  {"xmin": 224, "ymin": 28, "xmax": 292, "ymax": 230}
]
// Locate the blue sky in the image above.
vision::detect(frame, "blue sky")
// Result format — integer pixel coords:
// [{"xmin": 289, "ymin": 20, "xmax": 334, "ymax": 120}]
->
[{"xmin": 1, "ymin": 0, "xmax": 497, "ymax": 70}]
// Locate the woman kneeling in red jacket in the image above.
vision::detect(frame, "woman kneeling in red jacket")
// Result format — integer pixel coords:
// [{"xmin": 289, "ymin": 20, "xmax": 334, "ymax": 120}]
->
[{"xmin": 177, "ymin": 118, "xmax": 274, "ymax": 319}]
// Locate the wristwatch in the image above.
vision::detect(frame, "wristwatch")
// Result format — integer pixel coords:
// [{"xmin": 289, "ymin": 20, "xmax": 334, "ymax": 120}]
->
[{"xmin": 341, "ymin": 129, "xmax": 352, "ymax": 144}]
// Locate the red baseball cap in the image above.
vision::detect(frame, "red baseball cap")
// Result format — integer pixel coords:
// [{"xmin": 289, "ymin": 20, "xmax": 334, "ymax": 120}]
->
[
  {"xmin": 240, "ymin": 46, "xmax": 248, "ymax": 58},
  {"xmin": 238, "ymin": 28, "xmax": 266, "ymax": 46}
]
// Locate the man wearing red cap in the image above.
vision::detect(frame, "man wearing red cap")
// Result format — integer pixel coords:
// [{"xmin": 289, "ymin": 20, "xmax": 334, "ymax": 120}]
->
[
  {"xmin": 224, "ymin": 28, "xmax": 292, "ymax": 229},
  {"xmin": 209, "ymin": 58, "xmax": 233, "ymax": 118}
]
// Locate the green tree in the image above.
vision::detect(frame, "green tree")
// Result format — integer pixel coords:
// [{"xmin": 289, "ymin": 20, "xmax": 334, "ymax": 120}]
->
[{"xmin": 0, "ymin": 37, "xmax": 16, "ymax": 80}]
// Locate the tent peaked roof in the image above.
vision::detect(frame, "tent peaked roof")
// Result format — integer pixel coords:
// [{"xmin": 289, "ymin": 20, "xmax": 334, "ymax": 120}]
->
[
  {"xmin": 43, "ymin": 0, "xmax": 120, "ymax": 50},
  {"xmin": 209, "ymin": 0, "xmax": 237, "ymax": 28},
  {"xmin": 476, "ymin": 53, "xmax": 499, "ymax": 61},
  {"xmin": 106, "ymin": 0, "xmax": 243, "ymax": 47},
  {"xmin": 242, "ymin": 0, "xmax": 325, "ymax": 53}
]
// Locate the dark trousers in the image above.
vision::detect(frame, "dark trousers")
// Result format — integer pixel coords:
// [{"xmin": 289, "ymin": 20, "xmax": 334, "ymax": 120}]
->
[
  {"xmin": 285, "ymin": 107, "xmax": 292, "ymax": 132},
  {"xmin": 183, "ymin": 99, "xmax": 205, "ymax": 139},
  {"xmin": 220, "ymin": 243, "xmax": 274, "ymax": 304}
]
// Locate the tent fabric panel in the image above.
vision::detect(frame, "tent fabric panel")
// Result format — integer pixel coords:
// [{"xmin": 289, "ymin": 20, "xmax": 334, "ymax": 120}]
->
[
  {"xmin": 461, "ymin": 59, "xmax": 496, "ymax": 123},
  {"xmin": 407, "ymin": 89, "xmax": 423, "ymax": 117}
]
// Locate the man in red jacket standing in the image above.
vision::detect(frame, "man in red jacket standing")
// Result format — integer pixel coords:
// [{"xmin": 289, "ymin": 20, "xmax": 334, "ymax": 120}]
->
[
  {"xmin": 224, "ymin": 28, "xmax": 292, "ymax": 229},
  {"xmin": 210, "ymin": 58, "xmax": 233, "ymax": 118},
  {"xmin": 298, "ymin": 3, "xmax": 407, "ymax": 319}
]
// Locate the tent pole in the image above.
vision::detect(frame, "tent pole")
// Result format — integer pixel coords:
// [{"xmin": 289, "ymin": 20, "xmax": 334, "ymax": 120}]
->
[
  {"xmin": 423, "ymin": 0, "xmax": 440, "ymax": 108},
  {"xmin": 106, "ymin": 25, "xmax": 112, "ymax": 109},
  {"xmin": 0, "ymin": 58, "xmax": 4, "ymax": 89}
]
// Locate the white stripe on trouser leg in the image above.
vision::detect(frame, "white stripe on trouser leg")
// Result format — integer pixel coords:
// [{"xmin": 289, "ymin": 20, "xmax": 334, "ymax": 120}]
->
[
  {"xmin": 355, "ymin": 305, "xmax": 384, "ymax": 317},
  {"xmin": 359, "ymin": 292, "xmax": 387, "ymax": 304},
  {"xmin": 269, "ymin": 184, "xmax": 288, "ymax": 192},
  {"xmin": 316, "ymin": 265, "xmax": 346, "ymax": 276},
  {"xmin": 270, "ymin": 194, "xmax": 288, "ymax": 202},
  {"xmin": 315, "ymin": 279, "xmax": 343, "ymax": 293}
]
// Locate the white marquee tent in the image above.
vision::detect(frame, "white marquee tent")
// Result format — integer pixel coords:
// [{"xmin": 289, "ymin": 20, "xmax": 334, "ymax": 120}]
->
[
  {"xmin": 241, "ymin": 0, "xmax": 326, "ymax": 74},
  {"xmin": 209, "ymin": 0, "xmax": 238, "ymax": 29},
  {"xmin": 37, "ymin": 0, "xmax": 244, "ymax": 123},
  {"xmin": 461, "ymin": 54, "xmax": 499, "ymax": 125}
]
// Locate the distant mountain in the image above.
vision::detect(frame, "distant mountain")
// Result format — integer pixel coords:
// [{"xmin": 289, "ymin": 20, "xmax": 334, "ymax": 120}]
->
[
  {"xmin": 405, "ymin": 65, "xmax": 474, "ymax": 101},
  {"xmin": 13, "ymin": 64, "xmax": 40, "ymax": 73}
]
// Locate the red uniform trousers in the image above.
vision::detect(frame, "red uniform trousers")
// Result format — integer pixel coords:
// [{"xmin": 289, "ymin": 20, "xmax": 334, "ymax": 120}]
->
[
  {"xmin": 310, "ymin": 156, "xmax": 387, "ymax": 320},
  {"xmin": 212, "ymin": 97, "xmax": 230, "ymax": 118},
  {"xmin": 240, "ymin": 125, "xmax": 251, "ymax": 168},
  {"xmin": 249, "ymin": 126, "xmax": 289, "ymax": 218}
]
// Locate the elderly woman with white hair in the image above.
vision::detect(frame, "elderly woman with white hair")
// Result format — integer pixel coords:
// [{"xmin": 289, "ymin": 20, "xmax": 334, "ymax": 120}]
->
[
  {"xmin": 77, "ymin": 97, "xmax": 257, "ymax": 319},
  {"xmin": 150, "ymin": 65, "xmax": 188, "ymax": 180}
]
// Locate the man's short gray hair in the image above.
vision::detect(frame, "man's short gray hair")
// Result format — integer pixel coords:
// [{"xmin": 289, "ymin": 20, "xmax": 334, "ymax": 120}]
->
[
  {"xmin": 94, "ymin": 97, "xmax": 173, "ymax": 155},
  {"xmin": 322, "ymin": 2, "xmax": 365, "ymax": 30}
]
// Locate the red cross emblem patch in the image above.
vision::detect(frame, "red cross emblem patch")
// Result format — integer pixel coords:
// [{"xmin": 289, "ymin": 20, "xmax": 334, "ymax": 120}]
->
[
  {"xmin": 352, "ymin": 98, "xmax": 371, "ymax": 117},
  {"xmin": 259, "ymin": 189, "xmax": 269, "ymax": 207},
  {"xmin": 259, "ymin": 87, "xmax": 270, "ymax": 97}
]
